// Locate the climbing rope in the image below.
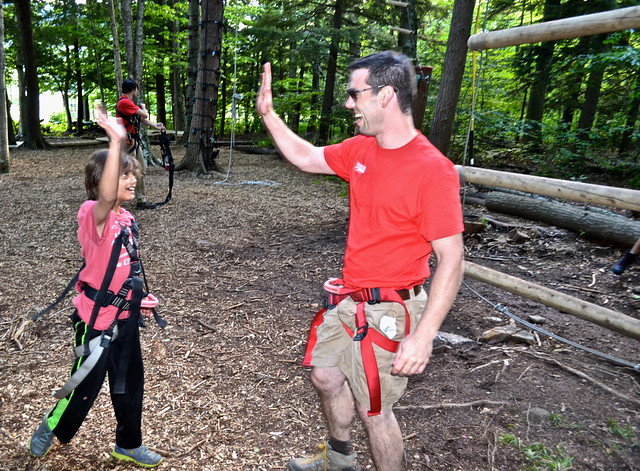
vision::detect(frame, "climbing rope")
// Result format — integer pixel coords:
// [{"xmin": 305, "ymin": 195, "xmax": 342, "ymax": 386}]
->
[
  {"xmin": 215, "ymin": 7, "xmax": 280, "ymax": 188},
  {"xmin": 462, "ymin": 280, "xmax": 640, "ymax": 371}
]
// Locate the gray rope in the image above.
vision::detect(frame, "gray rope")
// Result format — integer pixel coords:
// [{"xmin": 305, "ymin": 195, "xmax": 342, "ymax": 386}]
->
[{"xmin": 462, "ymin": 280, "xmax": 640, "ymax": 371}]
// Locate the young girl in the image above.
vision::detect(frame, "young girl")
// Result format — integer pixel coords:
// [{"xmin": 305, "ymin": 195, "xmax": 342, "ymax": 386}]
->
[{"xmin": 28, "ymin": 110, "xmax": 162, "ymax": 467}]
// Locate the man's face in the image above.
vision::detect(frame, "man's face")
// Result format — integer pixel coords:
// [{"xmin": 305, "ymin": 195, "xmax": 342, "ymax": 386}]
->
[
  {"xmin": 131, "ymin": 87, "xmax": 139, "ymax": 99},
  {"xmin": 345, "ymin": 68, "xmax": 383, "ymax": 137}
]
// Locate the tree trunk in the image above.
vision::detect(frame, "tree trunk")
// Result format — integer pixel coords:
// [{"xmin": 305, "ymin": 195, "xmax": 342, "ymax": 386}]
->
[
  {"xmin": 121, "ymin": 0, "xmax": 135, "ymax": 78},
  {"xmin": 156, "ymin": 72, "xmax": 167, "ymax": 126},
  {"xmin": 428, "ymin": 0, "xmax": 475, "ymax": 156},
  {"xmin": 0, "ymin": 2, "xmax": 9, "ymax": 173},
  {"xmin": 318, "ymin": 0, "xmax": 344, "ymax": 145},
  {"xmin": 522, "ymin": 0, "xmax": 560, "ymax": 147},
  {"xmin": 485, "ymin": 191, "xmax": 640, "ymax": 247},
  {"xmin": 179, "ymin": 0, "xmax": 223, "ymax": 174},
  {"xmin": 14, "ymin": 0, "xmax": 49, "ymax": 149},
  {"xmin": 398, "ymin": 0, "xmax": 417, "ymax": 62},
  {"xmin": 219, "ymin": 63, "xmax": 227, "ymax": 137},
  {"xmin": 5, "ymin": 90, "xmax": 17, "ymax": 146},
  {"xmin": 618, "ymin": 75, "xmax": 640, "ymax": 156},
  {"xmin": 306, "ymin": 62, "xmax": 320, "ymax": 143},
  {"xmin": 74, "ymin": 39, "xmax": 84, "ymax": 135},
  {"xmin": 576, "ymin": 34, "xmax": 608, "ymax": 141},
  {"xmin": 16, "ymin": 63, "xmax": 26, "ymax": 137},
  {"xmin": 107, "ymin": 0, "xmax": 123, "ymax": 94},
  {"xmin": 182, "ymin": 0, "xmax": 200, "ymax": 145},
  {"xmin": 170, "ymin": 0, "xmax": 186, "ymax": 134},
  {"xmin": 133, "ymin": 0, "xmax": 144, "ymax": 84}
]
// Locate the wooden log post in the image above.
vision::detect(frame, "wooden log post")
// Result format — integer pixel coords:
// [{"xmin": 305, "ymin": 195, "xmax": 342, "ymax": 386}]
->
[
  {"xmin": 485, "ymin": 191, "xmax": 640, "ymax": 246},
  {"xmin": 464, "ymin": 261, "xmax": 640, "ymax": 341},
  {"xmin": 468, "ymin": 6, "xmax": 640, "ymax": 51},
  {"xmin": 456, "ymin": 165, "xmax": 640, "ymax": 213},
  {"xmin": 412, "ymin": 66, "xmax": 432, "ymax": 131}
]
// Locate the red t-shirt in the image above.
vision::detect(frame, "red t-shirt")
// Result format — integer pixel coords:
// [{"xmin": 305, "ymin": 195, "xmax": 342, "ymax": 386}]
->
[
  {"xmin": 324, "ymin": 132, "xmax": 463, "ymax": 289},
  {"xmin": 73, "ymin": 200, "xmax": 136, "ymax": 330},
  {"xmin": 116, "ymin": 95, "xmax": 140, "ymax": 135}
]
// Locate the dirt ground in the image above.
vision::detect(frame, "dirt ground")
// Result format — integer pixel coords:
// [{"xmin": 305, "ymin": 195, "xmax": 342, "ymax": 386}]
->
[{"xmin": 0, "ymin": 141, "xmax": 638, "ymax": 471}]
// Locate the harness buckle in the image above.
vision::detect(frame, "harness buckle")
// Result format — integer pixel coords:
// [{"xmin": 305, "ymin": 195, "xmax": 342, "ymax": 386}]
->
[
  {"xmin": 100, "ymin": 332, "xmax": 113, "ymax": 349},
  {"xmin": 101, "ymin": 290, "xmax": 115, "ymax": 307},
  {"xmin": 323, "ymin": 297, "xmax": 337, "ymax": 310},
  {"xmin": 130, "ymin": 261, "xmax": 142, "ymax": 276},
  {"xmin": 367, "ymin": 288, "xmax": 381, "ymax": 305},
  {"xmin": 353, "ymin": 323, "xmax": 368, "ymax": 341}
]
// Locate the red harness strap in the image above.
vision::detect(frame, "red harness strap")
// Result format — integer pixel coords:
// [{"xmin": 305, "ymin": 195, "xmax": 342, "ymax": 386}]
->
[{"xmin": 303, "ymin": 279, "xmax": 413, "ymax": 416}]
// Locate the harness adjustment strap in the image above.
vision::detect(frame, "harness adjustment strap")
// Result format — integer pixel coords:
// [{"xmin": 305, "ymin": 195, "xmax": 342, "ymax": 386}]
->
[
  {"xmin": 56, "ymin": 325, "xmax": 119, "ymax": 399},
  {"xmin": 308, "ymin": 278, "xmax": 419, "ymax": 416}
]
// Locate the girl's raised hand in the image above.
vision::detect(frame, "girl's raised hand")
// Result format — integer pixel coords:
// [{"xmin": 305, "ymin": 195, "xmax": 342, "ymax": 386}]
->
[{"xmin": 95, "ymin": 105, "xmax": 127, "ymax": 144}]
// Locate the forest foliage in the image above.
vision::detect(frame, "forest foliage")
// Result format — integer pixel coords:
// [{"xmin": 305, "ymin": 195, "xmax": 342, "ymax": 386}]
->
[{"xmin": 2, "ymin": 0, "xmax": 639, "ymax": 186}]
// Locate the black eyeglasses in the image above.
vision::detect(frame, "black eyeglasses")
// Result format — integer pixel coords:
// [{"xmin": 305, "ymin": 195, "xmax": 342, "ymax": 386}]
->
[{"xmin": 346, "ymin": 85, "xmax": 386, "ymax": 100}]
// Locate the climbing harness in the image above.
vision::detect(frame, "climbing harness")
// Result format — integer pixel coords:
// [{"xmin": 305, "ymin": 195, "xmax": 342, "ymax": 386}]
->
[
  {"xmin": 33, "ymin": 220, "xmax": 166, "ymax": 398},
  {"xmin": 303, "ymin": 278, "xmax": 421, "ymax": 416},
  {"xmin": 115, "ymin": 96, "xmax": 142, "ymax": 154}
]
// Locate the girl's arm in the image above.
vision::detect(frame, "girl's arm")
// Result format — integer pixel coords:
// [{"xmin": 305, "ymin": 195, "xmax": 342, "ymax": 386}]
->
[{"xmin": 94, "ymin": 109, "xmax": 127, "ymax": 234}]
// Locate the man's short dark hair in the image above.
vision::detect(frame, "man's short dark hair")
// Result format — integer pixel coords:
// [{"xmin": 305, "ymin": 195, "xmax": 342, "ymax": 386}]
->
[
  {"xmin": 348, "ymin": 51, "xmax": 416, "ymax": 115},
  {"xmin": 122, "ymin": 79, "xmax": 139, "ymax": 94}
]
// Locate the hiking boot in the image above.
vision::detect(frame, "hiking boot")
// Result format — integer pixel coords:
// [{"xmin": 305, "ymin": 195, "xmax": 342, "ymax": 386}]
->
[
  {"xmin": 288, "ymin": 442, "xmax": 358, "ymax": 471},
  {"xmin": 28, "ymin": 415, "xmax": 55, "ymax": 457},
  {"xmin": 612, "ymin": 250, "xmax": 637, "ymax": 275},
  {"xmin": 112, "ymin": 444, "xmax": 163, "ymax": 468}
]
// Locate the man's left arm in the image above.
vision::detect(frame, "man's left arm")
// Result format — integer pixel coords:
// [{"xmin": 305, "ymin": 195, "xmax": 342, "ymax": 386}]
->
[
  {"xmin": 135, "ymin": 104, "xmax": 165, "ymax": 131},
  {"xmin": 391, "ymin": 233, "xmax": 464, "ymax": 376}
]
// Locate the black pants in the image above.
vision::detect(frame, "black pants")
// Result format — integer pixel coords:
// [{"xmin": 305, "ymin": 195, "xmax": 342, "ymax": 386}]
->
[{"xmin": 47, "ymin": 311, "xmax": 144, "ymax": 448}]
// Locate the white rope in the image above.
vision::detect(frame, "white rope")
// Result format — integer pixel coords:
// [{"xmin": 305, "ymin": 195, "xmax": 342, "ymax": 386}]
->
[{"xmin": 215, "ymin": 6, "xmax": 279, "ymax": 187}]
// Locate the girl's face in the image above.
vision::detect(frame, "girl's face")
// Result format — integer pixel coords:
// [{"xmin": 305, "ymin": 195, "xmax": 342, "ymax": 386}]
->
[{"xmin": 117, "ymin": 170, "xmax": 137, "ymax": 204}]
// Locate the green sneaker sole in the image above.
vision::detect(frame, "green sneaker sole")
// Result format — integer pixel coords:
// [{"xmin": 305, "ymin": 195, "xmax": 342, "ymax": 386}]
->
[{"xmin": 111, "ymin": 449, "xmax": 162, "ymax": 468}]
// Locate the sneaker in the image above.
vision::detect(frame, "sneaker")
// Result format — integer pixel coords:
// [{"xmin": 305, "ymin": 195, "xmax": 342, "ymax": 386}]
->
[
  {"xmin": 112, "ymin": 444, "xmax": 163, "ymax": 468},
  {"xmin": 612, "ymin": 250, "xmax": 637, "ymax": 275},
  {"xmin": 28, "ymin": 415, "xmax": 55, "ymax": 457},
  {"xmin": 288, "ymin": 442, "xmax": 358, "ymax": 471}
]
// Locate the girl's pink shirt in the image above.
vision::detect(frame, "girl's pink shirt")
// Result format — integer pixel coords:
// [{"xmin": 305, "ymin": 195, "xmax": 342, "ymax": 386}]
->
[{"xmin": 72, "ymin": 200, "xmax": 136, "ymax": 330}]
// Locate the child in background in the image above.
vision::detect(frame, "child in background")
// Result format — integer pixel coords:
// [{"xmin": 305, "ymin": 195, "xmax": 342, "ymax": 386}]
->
[
  {"xmin": 612, "ymin": 237, "xmax": 640, "ymax": 275},
  {"xmin": 28, "ymin": 109, "xmax": 162, "ymax": 467}
]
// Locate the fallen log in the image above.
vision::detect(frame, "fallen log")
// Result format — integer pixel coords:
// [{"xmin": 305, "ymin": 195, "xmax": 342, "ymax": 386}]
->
[
  {"xmin": 484, "ymin": 191, "xmax": 640, "ymax": 247},
  {"xmin": 464, "ymin": 261, "xmax": 640, "ymax": 341},
  {"xmin": 456, "ymin": 165, "xmax": 640, "ymax": 213}
]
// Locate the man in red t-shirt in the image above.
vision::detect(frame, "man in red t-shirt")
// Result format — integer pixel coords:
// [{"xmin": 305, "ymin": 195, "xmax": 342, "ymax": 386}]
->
[
  {"xmin": 257, "ymin": 51, "xmax": 464, "ymax": 471},
  {"xmin": 116, "ymin": 79, "xmax": 165, "ymax": 209}
]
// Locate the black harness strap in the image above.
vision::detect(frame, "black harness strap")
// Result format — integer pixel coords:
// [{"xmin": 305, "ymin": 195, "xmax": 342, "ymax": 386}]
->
[
  {"xmin": 152, "ymin": 130, "xmax": 175, "ymax": 208},
  {"xmin": 115, "ymin": 96, "xmax": 142, "ymax": 153},
  {"xmin": 32, "ymin": 262, "xmax": 85, "ymax": 321},
  {"xmin": 82, "ymin": 227, "xmax": 127, "ymax": 356},
  {"xmin": 112, "ymin": 222, "xmax": 144, "ymax": 394}
]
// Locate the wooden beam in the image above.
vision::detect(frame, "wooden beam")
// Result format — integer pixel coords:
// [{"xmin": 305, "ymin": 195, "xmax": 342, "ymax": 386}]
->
[
  {"xmin": 468, "ymin": 6, "xmax": 640, "ymax": 51},
  {"xmin": 456, "ymin": 165, "xmax": 640, "ymax": 212},
  {"xmin": 386, "ymin": 0, "xmax": 408, "ymax": 7},
  {"xmin": 390, "ymin": 26, "xmax": 413, "ymax": 35},
  {"xmin": 465, "ymin": 261, "xmax": 640, "ymax": 341}
]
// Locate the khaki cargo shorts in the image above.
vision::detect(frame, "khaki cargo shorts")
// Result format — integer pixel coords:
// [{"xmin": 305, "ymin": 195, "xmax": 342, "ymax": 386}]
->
[{"xmin": 307, "ymin": 288, "xmax": 427, "ymax": 410}]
